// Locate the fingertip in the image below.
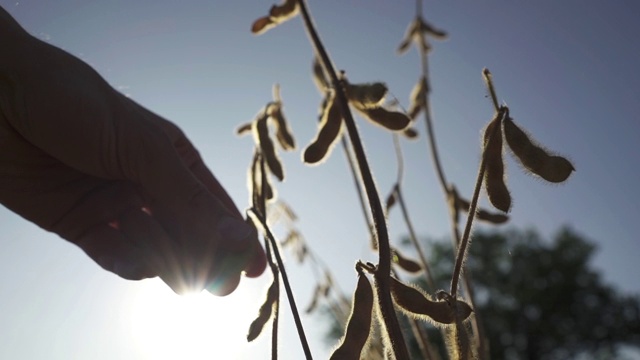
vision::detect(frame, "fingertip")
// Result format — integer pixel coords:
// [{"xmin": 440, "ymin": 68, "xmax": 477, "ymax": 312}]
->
[
  {"xmin": 217, "ymin": 216, "xmax": 257, "ymax": 252},
  {"xmin": 243, "ymin": 244, "xmax": 267, "ymax": 278},
  {"xmin": 206, "ymin": 272, "xmax": 241, "ymax": 297}
]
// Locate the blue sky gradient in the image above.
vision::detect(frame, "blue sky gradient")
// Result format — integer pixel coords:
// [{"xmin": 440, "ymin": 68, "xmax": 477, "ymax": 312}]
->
[{"xmin": 1, "ymin": 1, "xmax": 639, "ymax": 359}]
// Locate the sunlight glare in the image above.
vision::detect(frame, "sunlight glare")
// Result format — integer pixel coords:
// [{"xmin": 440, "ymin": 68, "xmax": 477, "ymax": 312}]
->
[{"xmin": 129, "ymin": 279, "xmax": 258, "ymax": 360}]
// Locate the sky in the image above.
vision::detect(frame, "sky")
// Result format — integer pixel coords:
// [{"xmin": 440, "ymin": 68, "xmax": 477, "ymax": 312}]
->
[{"xmin": 1, "ymin": 1, "xmax": 639, "ymax": 359}]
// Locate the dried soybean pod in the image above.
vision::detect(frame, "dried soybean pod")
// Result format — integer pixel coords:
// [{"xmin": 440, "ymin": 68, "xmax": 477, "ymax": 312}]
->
[
  {"xmin": 392, "ymin": 248, "xmax": 422, "ymax": 273},
  {"xmin": 397, "ymin": 19, "xmax": 419, "ymax": 55},
  {"xmin": 390, "ymin": 277, "xmax": 473, "ymax": 325},
  {"xmin": 358, "ymin": 106, "xmax": 411, "ymax": 131},
  {"xmin": 329, "ymin": 270, "xmax": 374, "ymax": 360},
  {"xmin": 247, "ymin": 274, "xmax": 280, "ymax": 342},
  {"xmin": 385, "ymin": 190, "xmax": 397, "ymax": 212},
  {"xmin": 303, "ymin": 93, "xmax": 343, "ymax": 164},
  {"xmin": 483, "ymin": 110, "xmax": 511, "ymax": 212},
  {"xmin": 403, "ymin": 127, "xmax": 419, "ymax": 139},
  {"xmin": 312, "ymin": 58, "xmax": 330, "ymax": 92},
  {"xmin": 503, "ymin": 116, "xmax": 575, "ymax": 183},
  {"xmin": 253, "ymin": 114, "xmax": 284, "ymax": 181},
  {"xmin": 476, "ymin": 208, "xmax": 508, "ymax": 224},
  {"xmin": 344, "ymin": 82, "xmax": 388, "ymax": 108},
  {"xmin": 251, "ymin": 16, "xmax": 275, "ymax": 35},
  {"xmin": 269, "ymin": 106, "xmax": 296, "ymax": 151},
  {"xmin": 418, "ymin": 17, "xmax": 448, "ymax": 39},
  {"xmin": 408, "ymin": 76, "xmax": 427, "ymax": 119},
  {"xmin": 236, "ymin": 122, "xmax": 253, "ymax": 136},
  {"xmin": 269, "ymin": 0, "xmax": 299, "ymax": 20}
]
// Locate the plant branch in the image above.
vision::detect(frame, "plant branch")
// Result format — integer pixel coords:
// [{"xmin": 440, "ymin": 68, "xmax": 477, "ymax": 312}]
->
[
  {"xmin": 419, "ymin": 41, "xmax": 448, "ymax": 193},
  {"xmin": 449, "ymin": 109, "xmax": 504, "ymax": 298},
  {"xmin": 254, "ymin": 156, "xmax": 313, "ymax": 359},
  {"xmin": 296, "ymin": 1, "xmax": 409, "ymax": 358}
]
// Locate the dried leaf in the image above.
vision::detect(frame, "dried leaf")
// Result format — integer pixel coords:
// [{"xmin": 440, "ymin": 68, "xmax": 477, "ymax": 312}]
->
[
  {"xmin": 303, "ymin": 92, "xmax": 343, "ymax": 164},
  {"xmin": 392, "ymin": 248, "xmax": 422, "ymax": 273},
  {"xmin": 503, "ymin": 116, "xmax": 574, "ymax": 183},
  {"xmin": 483, "ymin": 110, "xmax": 511, "ymax": 212},
  {"xmin": 357, "ymin": 106, "xmax": 411, "ymax": 131},
  {"xmin": 344, "ymin": 82, "xmax": 388, "ymax": 108},
  {"xmin": 390, "ymin": 277, "xmax": 473, "ymax": 326},
  {"xmin": 329, "ymin": 270, "xmax": 374, "ymax": 360}
]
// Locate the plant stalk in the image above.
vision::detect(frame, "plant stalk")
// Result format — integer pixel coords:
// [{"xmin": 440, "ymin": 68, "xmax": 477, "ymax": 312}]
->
[{"xmin": 296, "ymin": 1, "xmax": 409, "ymax": 358}]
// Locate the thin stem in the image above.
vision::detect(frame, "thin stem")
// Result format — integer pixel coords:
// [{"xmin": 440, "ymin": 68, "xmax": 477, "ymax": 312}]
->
[
  {"xmin": 449, "ymin": 110, "xmax": 504, "ymax": 298},
  {"xmin": 393, "ymin": 134, "xmax": 404, "ymax": 186},
  {"xmin": 395, "ymin": 185, "xmax": 436, "ymax": 291},
  {"xmin": 340, "ymin": 135, "xmax": 375, "ymax": 246},
  {"xmin": 483, "ymin": 68, "xmax": 500, "ymax": 111},
  {"xmin": 251, "ymin": 208, "xmax": 313, "ymax": 360},
  {"xmin": 296, "ymin": 1, "xmax": 409, "ymax": 358},
  {"xmin": 419, "ymin": 49, "xmax": 448, "ymax": 193}
]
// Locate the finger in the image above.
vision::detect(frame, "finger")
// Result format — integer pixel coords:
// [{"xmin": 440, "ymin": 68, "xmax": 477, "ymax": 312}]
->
[
  {"xmin": 74, "ymin": 223, "xmax": 156, "ymax": 280},
  {"xmin": 141, "ymin": 114, "xmax": 241, "ymax": 218},
  {"xmin": 117, "ymin": 207, "xmax": 198, "ymax": 295}
]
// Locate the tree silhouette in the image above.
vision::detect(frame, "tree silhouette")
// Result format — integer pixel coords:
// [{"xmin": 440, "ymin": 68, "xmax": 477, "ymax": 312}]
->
[{"xmin": 323, "ymin": 227, "xmax": 640, "ymax": 359}]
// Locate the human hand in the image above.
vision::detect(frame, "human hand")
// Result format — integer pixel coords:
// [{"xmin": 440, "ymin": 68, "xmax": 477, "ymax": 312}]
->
[{"xmin": 0, "ymin": 13, "xmax": 266, "ymax": 295}]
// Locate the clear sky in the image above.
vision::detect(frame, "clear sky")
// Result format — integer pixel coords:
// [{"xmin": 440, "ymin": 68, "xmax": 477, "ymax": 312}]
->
[{"xmin": 1, "ymin": 1, "xmax": 639, "ymax": 359}]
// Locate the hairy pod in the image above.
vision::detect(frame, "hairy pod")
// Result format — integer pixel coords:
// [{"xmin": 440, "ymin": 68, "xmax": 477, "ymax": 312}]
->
[
  {"xmin": 483, "ymin": 110, "xmax": 511, "ymax": 212},
  {"xmin": 303, "ymin": 93, "xmax": 343, "ymax": 164},
  {"xmin": 329, "ymin": 270, "xmax": 374, "ymax": 360},
  {"xmin": 236, "ymin": 122, "xmax": 253, "ymax": 136},
  {"xmin": 392, "ymin": 248, "xmax": 422, "ymax": 273},
  {"xmin": 503, "ymin": 116, "xmax": 574, "ymax": 183},
  {"xmin": 253, "ymin": 114, "xmax": 284, "ymax": 181},
  {"xmin": 247, "ymin": 274, "xmax": 280, "ymax": 342},
  {"xmin": 397, "ymin": 18, "xmax": 420, "ymax": 55},
  {"xmin": 268, "ymin": 105, "xmax": 296, "ymax": 151},
  {"xmin": 251, "ymin": 0, "xmax": 299, "ymax": 35},
  {"xmin": 390, "ymin": 277, "xmax": 473, "ymax": 326},
  {"xmin": 418, "ymin": 17, "xmax": 448, "ymax": 39},
  {"xmin": 312, "ymin": 58, "xmax": 330, "ymax": 92},
  {"xmin": 408, "ymin": 76, "xmax": 428, "ymax": 119},
  {"xmin": 403, "ymin": 127, "xmax": 419, "ymax": 139},
  {"xmin": 357, "ymin": 106, "xmax": 412, "ymax": 131},
  {"xmin": 456, "ymin": 195, "xmax": 509, "ymax": 224},
  {"xmin": 269, "ymin": 0, "xmax": 299, "ymax": 19},
  {"xmin": 344, "ymin": 82, "xmax": 388, "ymax": 108},
  {"xmin": 385, "ymin": 190, "xmax": 397, "ymax": 212}
]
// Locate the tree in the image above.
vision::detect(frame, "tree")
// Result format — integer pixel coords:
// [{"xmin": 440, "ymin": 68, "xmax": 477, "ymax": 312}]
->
[{"xmin": 323, "ymin": 227, "xmax": 640, "ymax": 359}]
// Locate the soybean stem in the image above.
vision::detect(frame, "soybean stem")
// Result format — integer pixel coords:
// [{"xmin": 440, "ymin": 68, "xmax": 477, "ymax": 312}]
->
[{"xmin": 296, "ymin": 1, "xmax": 409, "ymax": 358}]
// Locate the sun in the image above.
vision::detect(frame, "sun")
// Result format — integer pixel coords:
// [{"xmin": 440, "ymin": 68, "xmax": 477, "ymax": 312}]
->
[{"xmin": 128, "ymin": 278, "xmax": 263, "ymax": 360}]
